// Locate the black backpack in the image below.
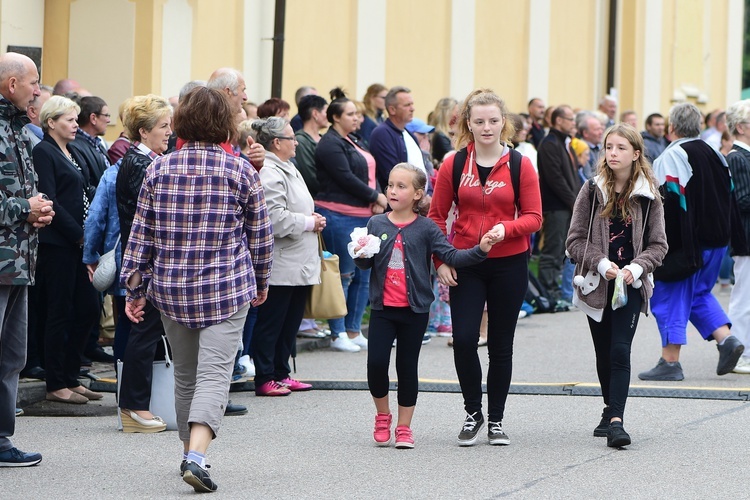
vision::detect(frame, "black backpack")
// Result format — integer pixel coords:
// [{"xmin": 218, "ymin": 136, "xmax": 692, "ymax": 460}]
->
[
  {"xmin": 525, "ymin": 270, "xmax": 558, "ymax": 313},
  {"xmin": 451, "ymin": 147, "xmax": 523, "ymax": 211}
]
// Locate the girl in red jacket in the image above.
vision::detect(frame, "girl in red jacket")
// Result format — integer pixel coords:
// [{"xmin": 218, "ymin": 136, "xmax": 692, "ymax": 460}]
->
[{"xmin": 428, "ymin": 89, "xmax": 542, "ymax": 446}]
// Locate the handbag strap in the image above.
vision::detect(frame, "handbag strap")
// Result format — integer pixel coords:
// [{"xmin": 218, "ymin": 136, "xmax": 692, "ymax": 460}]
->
[
  {"xmin": 317, "ymin": 233, "xmax": 328, "ymax": 272},
  {"xmin": 161, "ymin": 335, "xmax": 171, "ymax": 367},
  {"xmin": 580, "ymin": 179, "xmax": 598, "ymax": 269}
]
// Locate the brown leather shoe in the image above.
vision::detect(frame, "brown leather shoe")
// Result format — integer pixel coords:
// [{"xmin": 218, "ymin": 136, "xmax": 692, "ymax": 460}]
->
[
  {"xmin": 71, "ymin": 387, "xmax": 103, "ymax": 400},
  {"xmin": 46, "ymin": 392, "xmax": 88, "ymax": 404}
]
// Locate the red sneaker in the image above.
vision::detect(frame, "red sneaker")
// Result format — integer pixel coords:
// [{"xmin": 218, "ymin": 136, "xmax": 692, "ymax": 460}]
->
[
  {"xmin": 278, "ymin": 377, "xmax": 312, "ymax": 391},
  {"xmin": 373, "ymin": 413, "xmax": 392, "ymax": 446},
  {"xmin": 395, "ymin": 425, "xmax": 414, "ymax": 449},
  {"xmin": 255, "ymin": 380, "xmax": 291, "ymax": 396}
]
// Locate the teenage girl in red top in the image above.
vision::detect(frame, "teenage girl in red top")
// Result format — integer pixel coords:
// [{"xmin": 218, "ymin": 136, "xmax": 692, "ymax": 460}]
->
[{"xmin": 428, "ymin": 89, "xmax": 542, "ymax": 446}]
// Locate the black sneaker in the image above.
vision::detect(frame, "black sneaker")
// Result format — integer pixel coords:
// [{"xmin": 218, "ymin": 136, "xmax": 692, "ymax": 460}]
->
[
  {"xmin": 224, "ymin": 400, "xmax": 248, "ymax": 416},
  {"xmin": 457, "ymin": 412, "xmax": 484, "ymax": 446},
  {"xmin": 182, "ymin": 461, "xmax": 217, "ymax": 492},
  {"xmin": 638, "ymin": 357, "xmax": 684, "ymax": 381},
  {"xmin": 85, "ymin": 347, "xmax": 115, "ymax": 364},
  {"xmin": 717, "ymin": 335, "xmax": 745, "ymax": 375},
  {"xmin": 0, "ymin": 447, "xmax": 42, "ymax": 467},
  {"xmin": 487, "ymin": 421, "xmax": 510, "ymax": 445},
  {"xmin": 593, "ymin": 407, "xmax": 610, "ymax": 437},
  {"xmin": 607, "ymin": 421, "xmax": 631, "ymax": 448}
]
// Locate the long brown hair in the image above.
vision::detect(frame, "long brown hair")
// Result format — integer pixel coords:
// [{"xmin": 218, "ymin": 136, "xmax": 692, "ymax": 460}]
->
[
  {"xmin": 454, "ymin": 89, "xmax": 515, "ymax": 150},
  {"xmin": 363, "ymin": 83, "xmax": 387, "ymax": 120},
  {"xmin": 597, "ymin": 124, "xmax": 660, "ymax": 220}
]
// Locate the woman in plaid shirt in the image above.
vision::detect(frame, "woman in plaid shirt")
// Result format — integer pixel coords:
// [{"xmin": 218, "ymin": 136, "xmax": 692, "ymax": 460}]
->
[{"xmin": 121, "ymin": 87, "xmax": 273, "ymax": 493}]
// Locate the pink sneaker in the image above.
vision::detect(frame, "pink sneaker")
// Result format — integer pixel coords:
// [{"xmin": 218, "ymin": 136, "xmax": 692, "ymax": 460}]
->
[
  {"xmin": 373, "ymin": 413, "xmax": 392, "ymax": 446},
  {"xmin": 436, "ymin": 325, "xmax": 452, "ymax": 337},
  {"xmin": 255, "ymin": 380, "xmax": 291, "ymax": 396},
  {"xmin": 395, "ymin": 425, "xmax": 414, "ymax": 449},
  {"xmin": 278, "ymin": 377, "xmax": 312, "ymax": 391}
]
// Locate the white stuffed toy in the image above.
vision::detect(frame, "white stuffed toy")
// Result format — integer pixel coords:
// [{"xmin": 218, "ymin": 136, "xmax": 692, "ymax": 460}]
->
[
  {"xmin": 572, "ymin": 269, "xmax": 643, "ymax": 294},
  {"xmin": 573, "ymin": 270, "xmax": 600, "ymax": 296}
]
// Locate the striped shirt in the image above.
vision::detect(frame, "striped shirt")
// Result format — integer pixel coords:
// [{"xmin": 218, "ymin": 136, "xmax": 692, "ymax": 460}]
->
[{"xmin": 120, "ymin": 142, "xmax": 273, "ymax": 328}]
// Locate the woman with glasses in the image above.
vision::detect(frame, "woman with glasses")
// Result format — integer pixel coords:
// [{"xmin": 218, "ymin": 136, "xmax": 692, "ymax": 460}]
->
[
  {"xmin": 360, "ymin": 83, "xmax": 388, "ymax": 144},
  {"xmin": 315, "ymin": 88, "xmax": 388, "ymax": 353},
  {"xmin": 249, "ymin": 117, "xmax": 325, "ymax": 396}
]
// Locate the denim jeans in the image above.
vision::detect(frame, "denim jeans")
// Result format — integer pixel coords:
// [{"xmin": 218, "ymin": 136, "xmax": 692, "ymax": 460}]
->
[
  {"xmin": 560, "ymin": 257, "xmax": 575, "ymax": 302},
  {"xmin": 316, "ymin": 207, "xmax": 371, "ymax": 334}
]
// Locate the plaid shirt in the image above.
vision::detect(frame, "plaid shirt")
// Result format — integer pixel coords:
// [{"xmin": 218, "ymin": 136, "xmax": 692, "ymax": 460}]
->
[{"xmin": 120, "ymin": 142, "xmax": 273, "ymax": 328}]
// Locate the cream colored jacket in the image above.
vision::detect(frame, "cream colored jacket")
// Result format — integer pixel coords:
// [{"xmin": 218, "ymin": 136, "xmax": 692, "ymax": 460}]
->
[{"xmin": 259, "ymin": 152, "xmax": 321, "ymax": 286}]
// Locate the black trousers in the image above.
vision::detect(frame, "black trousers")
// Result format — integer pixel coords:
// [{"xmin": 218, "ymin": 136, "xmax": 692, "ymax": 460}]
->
[
  {"xmin": 587, "ymin": 282, "xmax": 642, "ymax": 420},
  {"xmin": 118, "ymin": 299, "xmax": 167, "ymax": 411},
  {"xmin": 367, "ymin": 307, "xmax": 429, "ymax": 407},
  {"xmin": 33, "ymin": 244, "xmax": 99, "ymax": 392},
  {"xmin": 449, "ymin": 253, "xmax": 528, "ymax": 422},
  {"xmin": 252, "ymin": 285, "xmax": 310, "ymax": 386}
]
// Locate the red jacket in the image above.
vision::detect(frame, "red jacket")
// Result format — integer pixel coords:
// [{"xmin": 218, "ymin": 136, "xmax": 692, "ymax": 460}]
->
[{"xmin": 428, "ymin": 142, "xmax": 542, "ymax": 267}]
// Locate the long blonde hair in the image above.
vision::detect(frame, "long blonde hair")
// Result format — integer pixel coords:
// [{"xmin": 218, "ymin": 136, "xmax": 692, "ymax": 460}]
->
[
  {"xmin": 454, "ymin": 89, "xmax": 515, "ymax": 150},
  {"xmin": 597, "ymin": 124, "xmax": 660, "ymax": 220},
  {"xmin": 429, "ymin": 97, "xmax": 458, "ymax": 136}
]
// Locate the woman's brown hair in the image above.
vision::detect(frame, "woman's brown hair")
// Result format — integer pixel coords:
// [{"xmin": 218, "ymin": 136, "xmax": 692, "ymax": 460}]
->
[
  {"xmin": 174, "ymin": 87, "xmax": 236, "ymax": 144},
  {"xmin": 596, "ymin": 123, "xmax": 660, "ymax": 220}
]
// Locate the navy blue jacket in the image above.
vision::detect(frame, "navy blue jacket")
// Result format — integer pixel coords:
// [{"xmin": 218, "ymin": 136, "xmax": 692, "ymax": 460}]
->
[{"xmin": 369, "ymin": 119, "xmax": 428, "ymax": 192}]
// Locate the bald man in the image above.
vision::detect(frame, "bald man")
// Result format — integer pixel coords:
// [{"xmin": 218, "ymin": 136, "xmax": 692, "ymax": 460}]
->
[{"xmin": 0, "ymin": 52, "xmax": 54, "ymax": 467}]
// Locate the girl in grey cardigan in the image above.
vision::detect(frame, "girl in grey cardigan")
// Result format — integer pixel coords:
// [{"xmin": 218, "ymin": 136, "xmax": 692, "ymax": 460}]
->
[
  {"xmin": 565, "ymin": 125, "xmax": 667, "ymax": 448},
  {"xmin": 354, "ymin": 163, "xmax": 498, "ymax": 449}
]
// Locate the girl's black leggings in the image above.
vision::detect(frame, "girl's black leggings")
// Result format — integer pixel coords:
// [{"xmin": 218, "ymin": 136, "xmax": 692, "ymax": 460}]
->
[
  {"xmin": 367, "ymin": 307, "xmax": 429, "ymax": 407},
  {"xmin": 450, "ymin": 253, "xmax": 529, "ymax": 423},
  {"xmin": 587, "ymin": 281, "xmax": 642, "ymax": 420}
]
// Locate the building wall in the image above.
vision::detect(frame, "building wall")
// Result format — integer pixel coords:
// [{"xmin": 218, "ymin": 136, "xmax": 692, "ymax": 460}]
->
[{"xmin": 0, "ymin": 0, "xmax": 740, "ymax": 141}]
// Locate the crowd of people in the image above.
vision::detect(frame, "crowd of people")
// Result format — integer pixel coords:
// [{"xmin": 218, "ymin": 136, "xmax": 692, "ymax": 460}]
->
[{"xmin": 1, "ymin": 49, "xmax": 749, "ymax": 493}]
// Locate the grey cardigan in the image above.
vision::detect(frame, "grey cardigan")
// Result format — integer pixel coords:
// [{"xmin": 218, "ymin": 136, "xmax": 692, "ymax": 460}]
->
[
  {"xmin": 355, "ymin": 214, "xmax": 487, "ymax": 313},
  {"xmin": 565, "ymin": 174, "xmax": 668, "ymax": 322}
]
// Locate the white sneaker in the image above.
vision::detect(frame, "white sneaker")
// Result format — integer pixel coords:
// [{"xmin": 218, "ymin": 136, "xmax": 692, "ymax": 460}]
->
[
  {"xmin": 238, "ymin": 355, "xmax": 255, "ymax": 377},
  {"xmin": 330, "ymin": 333, "xmax": 361, "ymax": 352},
  {"xmin": 732, "ymin": 357, "xmax": 750, "ymax": 374},
  {"xmin": 349, "ymin": 333, "xmax": 368, "ymax": 350}
]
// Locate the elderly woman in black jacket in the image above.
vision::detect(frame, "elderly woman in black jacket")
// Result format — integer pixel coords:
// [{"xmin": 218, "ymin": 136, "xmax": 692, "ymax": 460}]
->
[
  {"xmin": 114, "ymin": 94, "xmax": 173, "ymax": 433},
  {"xmin": 314, "ymin": 89, "xmax": 387, "ymax": 353},
  {"xmin": 32, "ymin": 95, "xmax": 101, "ymax": 404}
]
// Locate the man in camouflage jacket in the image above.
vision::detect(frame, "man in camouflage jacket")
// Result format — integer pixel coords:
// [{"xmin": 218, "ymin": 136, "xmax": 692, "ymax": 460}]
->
[{"xmin": 0, "ymin": 52, "xmax": 53, "ymax": 467}]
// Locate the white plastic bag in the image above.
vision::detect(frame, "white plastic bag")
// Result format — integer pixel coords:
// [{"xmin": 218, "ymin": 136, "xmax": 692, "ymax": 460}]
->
[
  {"xmin": 347, "ymin": 227, "xmax": 381, "ymax": 259},
  {"xmin": 611, "ymin": 272, "xmax": 628, "ymax": 310}
]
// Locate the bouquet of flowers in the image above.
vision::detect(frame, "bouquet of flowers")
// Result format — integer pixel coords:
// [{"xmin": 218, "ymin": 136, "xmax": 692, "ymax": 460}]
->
[{"xmin": 347, "ymin": 227, "xmax": 381, "ymax": 258}]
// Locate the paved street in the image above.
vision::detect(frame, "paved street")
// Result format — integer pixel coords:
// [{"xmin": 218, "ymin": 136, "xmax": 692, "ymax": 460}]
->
[{"xmin": 10, "ymin": 288, "xmax": 750, "ymax": 498}]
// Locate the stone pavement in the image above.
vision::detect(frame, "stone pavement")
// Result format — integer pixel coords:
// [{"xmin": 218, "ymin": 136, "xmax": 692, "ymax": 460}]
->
[{"xmin": 11, "ymin": 287, "xmax": 750, "ymax": 498}]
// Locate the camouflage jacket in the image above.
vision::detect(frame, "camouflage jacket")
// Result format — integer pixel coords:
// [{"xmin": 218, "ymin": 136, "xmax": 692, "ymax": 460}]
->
[{"xmin": 0, "ymin": 97, "xmax": 38, "ymax": 285}]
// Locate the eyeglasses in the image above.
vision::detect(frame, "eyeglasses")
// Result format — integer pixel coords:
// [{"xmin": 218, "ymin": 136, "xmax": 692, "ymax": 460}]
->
[
  {"xmin": 562, "ymin": 116, "xmax": 575, "ymax": 122},
  {"xmin": 275, "ymin": 136, "xmax": 296, "ymax": 141},
  {"xmin": 96, "ymin": 113, "xmax": 111, "ymax": 119}
]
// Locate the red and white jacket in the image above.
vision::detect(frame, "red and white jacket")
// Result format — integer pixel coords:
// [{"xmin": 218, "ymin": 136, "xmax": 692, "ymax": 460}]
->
[{"xmin": 428, "ymin": 142, "xmax": 542, "ymax": 267}]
